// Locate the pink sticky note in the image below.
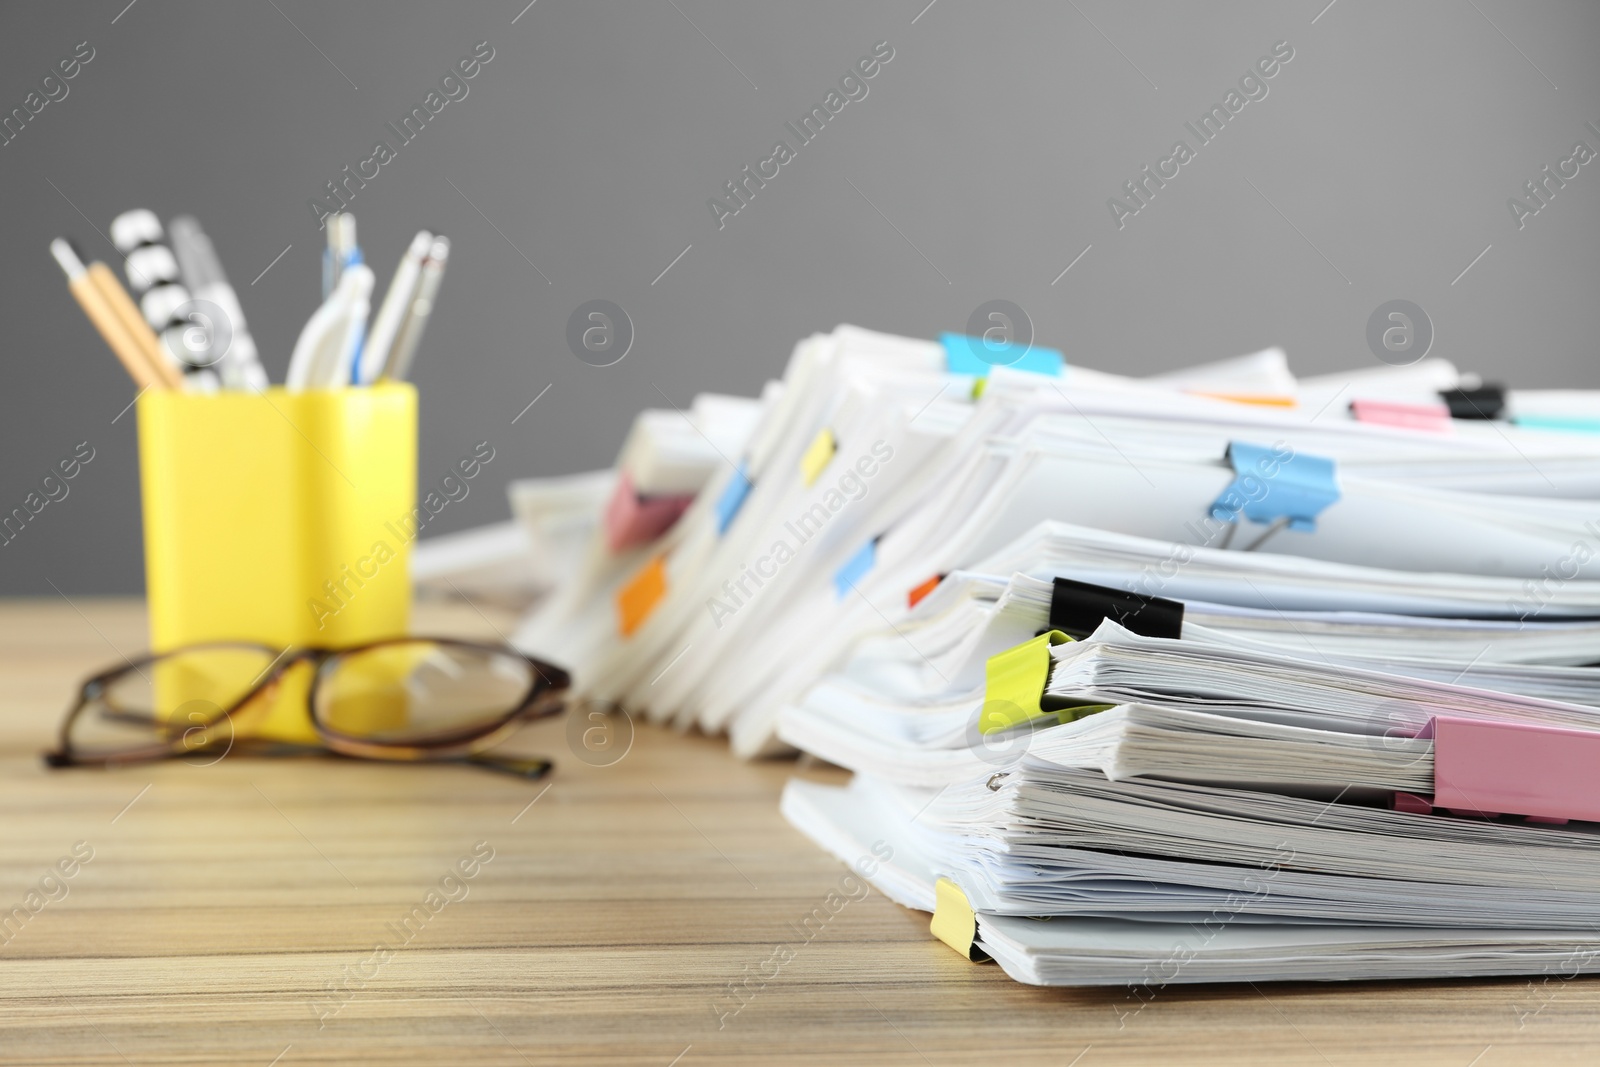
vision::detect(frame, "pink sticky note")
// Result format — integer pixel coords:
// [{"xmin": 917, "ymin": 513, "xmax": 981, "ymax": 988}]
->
[
  {"xmin": 1350, "ymin": 398, "xmax": 1453, "ymax": 433},
  {"xmin": 604, "ymin": 470, "xmax": 694, "ymax": 553}
]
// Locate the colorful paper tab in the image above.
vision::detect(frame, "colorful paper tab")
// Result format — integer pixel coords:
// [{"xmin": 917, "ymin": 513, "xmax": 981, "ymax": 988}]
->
[
  {"xmin": 833, "ymin": 538, "xmax": 877, "ymax": 598},
  {"xmin": 603, "ymin": 470, "xmax": 694, "ymax": 553},
  {"xmin": 714, "ymin": 461, "xmax": 753, "ymax": 535},
  {"xmin": 1187, "ymin": 391, "xmax": 1297, "ymax": 408},
  {"xmin": 616, "ymin": 553, "xmax": 667, "ymax": 637},
  {"xmin": 1514, "ymin": 414, "xmax": 1600, "ymax": 434},
  {"xmin": 907, "ymin": 574, "xmax": 943, "ymax": 609},
  {"xmin": 940, "ymin": 332, "xmax": 1064, "ymax": 379},
  {"xmin": 1350, "ymin": 398, "xmax": 1452, "ymax": 434},
  {"xmin": 799, "ymin": 429, "xmax": 837, "ymax": 486}
]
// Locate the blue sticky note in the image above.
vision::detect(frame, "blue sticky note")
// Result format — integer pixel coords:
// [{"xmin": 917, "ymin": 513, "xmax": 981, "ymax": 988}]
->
[
  {"xmin": 1209, "ymin": 442, "xmax": 1339, "ymax": 533},
  {"xmin": 940, "ymin": 332, "xmax": 1064, "ymax": 379},
  {"xmin": 1514, "ymin": 415, "xmax": 1600, "ymax": 434},
  {"xmin": 714, "ymin": 462, "xmax": 752, "ymax": 535},
  {"xmin": 834, "ymin": 538, "xmax": 877, "ymax": 599}
]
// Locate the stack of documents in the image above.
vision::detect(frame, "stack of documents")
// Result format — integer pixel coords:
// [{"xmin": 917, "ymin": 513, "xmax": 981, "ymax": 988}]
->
[
  {"xmin": 779, "ymin": 567, "xmax": 1600, "ymax": 784},
  {"xmin": 510, "ymin": 325, "xmax": 1600, "ymax": 750},
  {"xmin": 781, "ymin": 597, "xmax": 1600, "ymax": 984},
  {"xmin": 478, "ymin": 322, "xmax": 1600, "ymax": 987}
]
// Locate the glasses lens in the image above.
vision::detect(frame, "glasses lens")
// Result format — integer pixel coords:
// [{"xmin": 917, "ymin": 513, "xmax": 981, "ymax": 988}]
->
[
  {"xmin": 314, "ymin": 641, "xmax": 536, "ymax": 746},
  {"xmin": 70, "ymin": 645, "xmax": 279, "ymax": 760}
]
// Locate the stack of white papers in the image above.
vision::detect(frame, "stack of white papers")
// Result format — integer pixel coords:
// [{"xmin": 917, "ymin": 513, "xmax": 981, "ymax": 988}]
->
[
  {"xmin": 783, "ymin": 776, "xmax": 1600, "ymax": 985},
  {"xmin": 514, "ymin": 327, "xmax": 1600, "ymax": 752},
  {"xmin": 779, "ymin": 593, "xmax": 1600, "ymax": 984},
  {"xmin": 455, "ymin": 322, "xmax": 1600, "ymax": 988},
  {"xmin": 777, "ymin": 571, "xmax": 1600, "ymax": 786}
]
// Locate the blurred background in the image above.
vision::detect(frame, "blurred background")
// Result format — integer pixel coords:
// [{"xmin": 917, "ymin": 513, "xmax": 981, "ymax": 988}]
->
[{"xmin": 3, "ymin": 0, "xmax": 1597, "ymax": 594}]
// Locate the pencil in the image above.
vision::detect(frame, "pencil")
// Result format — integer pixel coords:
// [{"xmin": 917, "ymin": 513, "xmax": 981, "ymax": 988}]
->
[
  {"xmin": 51, "ymin": 238, "xmax": 169, "ymax": 391},
  {"xmin": 87, "ymin": 260, "xmax": 185, "ymax": 390}
]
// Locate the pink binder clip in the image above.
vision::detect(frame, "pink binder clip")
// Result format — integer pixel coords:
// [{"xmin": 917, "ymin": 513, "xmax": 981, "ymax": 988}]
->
[
  {"xmin": 1391, "ymin": 716, "xmax": 1600, "ymax": 824},
  {"xmin": 603, "ymin": 470, "xmax": 694, "ymax": 554},
  {"xmin": 1350, "ymin": 398, "xmax": 1453, "ymax": 434}
]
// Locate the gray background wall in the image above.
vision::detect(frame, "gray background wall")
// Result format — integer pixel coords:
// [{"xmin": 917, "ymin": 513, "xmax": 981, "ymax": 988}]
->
[{"xmin": 2, "ymin": 0, "xmax": 1597, "ymax": 595}]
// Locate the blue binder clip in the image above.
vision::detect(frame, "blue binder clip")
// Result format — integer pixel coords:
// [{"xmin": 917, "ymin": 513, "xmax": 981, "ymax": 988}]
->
[
  {"xmin": 1208, "ymin": 441, "xmax": 1339, "ymax": 551},
  {"xmin": 940, "ymin": 333, "xmax": 1064, "ymax": 379},
  {"xmin": 713, "ymin": 462, "xmax": 753, "ymax": 536}
]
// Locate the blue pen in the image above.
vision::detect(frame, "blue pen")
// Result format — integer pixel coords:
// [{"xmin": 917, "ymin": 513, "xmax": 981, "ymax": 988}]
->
[
  {"xmin": 323, "ymin": 212, "xmax": 357, "ymax": 299},
  {"xmin": 342, "ymin": 245, "xmax": 366, "ymax": 382}
]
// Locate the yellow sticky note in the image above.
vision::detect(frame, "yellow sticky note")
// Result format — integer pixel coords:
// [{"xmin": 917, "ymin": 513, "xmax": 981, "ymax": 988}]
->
[
  {"xmin": 799, "ymin": 429, "xmax": 837, "ymax": 486},
  {"xmin": 617, "ymin": 554, "xmax": 668, "ymax": 637}
]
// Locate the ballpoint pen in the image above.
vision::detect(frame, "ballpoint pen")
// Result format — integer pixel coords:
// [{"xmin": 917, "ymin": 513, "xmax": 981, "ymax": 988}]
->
[
  {"xmin": 356, "ymin": 229, "xmax": 432, "ymax": 385},
  {"xmin": 286, "ymin": 262, "xmax": 373, "ymax": 391},
  {"xmin": 329, "ymin": 262, "xmax": 374, "ymax": 388},
  {"xmin": 324, "ymin": 212, "xmax": 358, "ymax": 300},
  {"xmin": 382, "ymin": 235, "xmax": 449, "ymax": 382}
]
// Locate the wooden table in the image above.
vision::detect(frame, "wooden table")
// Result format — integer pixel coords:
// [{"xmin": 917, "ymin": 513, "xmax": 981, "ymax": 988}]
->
[{"xmin": 1, "ymin": 599, "xmax": 1597, "ymax": 1065}]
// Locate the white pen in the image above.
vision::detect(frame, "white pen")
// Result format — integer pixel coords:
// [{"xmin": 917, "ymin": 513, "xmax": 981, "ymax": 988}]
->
[
  {"xmin": 356, "ymin": 230, "xmax": 432, "ymax": 385},
  {"xmin": 286, "ymin": 263, "xmax": 373, "ymax": 391},
  {"xmin": 326, "ymin": 263, "xmax": 373, "ymax": 388},
  {"xmin": 382, "ymin": 235, "xmax": 449, "ymax": 382}
]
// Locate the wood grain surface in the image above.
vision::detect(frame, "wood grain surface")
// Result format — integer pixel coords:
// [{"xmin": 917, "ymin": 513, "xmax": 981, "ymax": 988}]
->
[{"xmin": 0, "ymin": 598, "xmax": 1597, "ymax": 1065}]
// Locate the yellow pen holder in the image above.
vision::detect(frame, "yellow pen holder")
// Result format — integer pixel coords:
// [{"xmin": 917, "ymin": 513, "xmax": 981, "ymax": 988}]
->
[{"xmin": 138, "ymin": 384, "xmax": 417, "ymax": 743}]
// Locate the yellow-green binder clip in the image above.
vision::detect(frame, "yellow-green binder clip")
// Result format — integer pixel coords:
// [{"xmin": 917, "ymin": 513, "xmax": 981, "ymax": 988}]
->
[
  {"xmin": 980, "ymin": 627, "xmax": 1122, "ymax": 735},
  {"xmin": 931, "ymin": 877, "xmax": 988, "ymax": 962}
]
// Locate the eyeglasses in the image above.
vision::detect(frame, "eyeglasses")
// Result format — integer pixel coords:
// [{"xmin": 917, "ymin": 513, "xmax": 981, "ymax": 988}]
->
[{"xmin": 45, "ymin": 637, "xmax": 571, "ymax": 779}]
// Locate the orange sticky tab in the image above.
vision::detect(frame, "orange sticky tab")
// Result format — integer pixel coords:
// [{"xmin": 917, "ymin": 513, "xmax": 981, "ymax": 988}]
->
[
  {"xmin": 908, "ymin": 574, "xmax": 942, "ymax": 609},
  {"xmin": 1187, "ymin": 391, "xmax": 1298, "ymax": 408},
  {"xmin": 617, "ymin": 554, "xmax": 668, "ymax": 637}
]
